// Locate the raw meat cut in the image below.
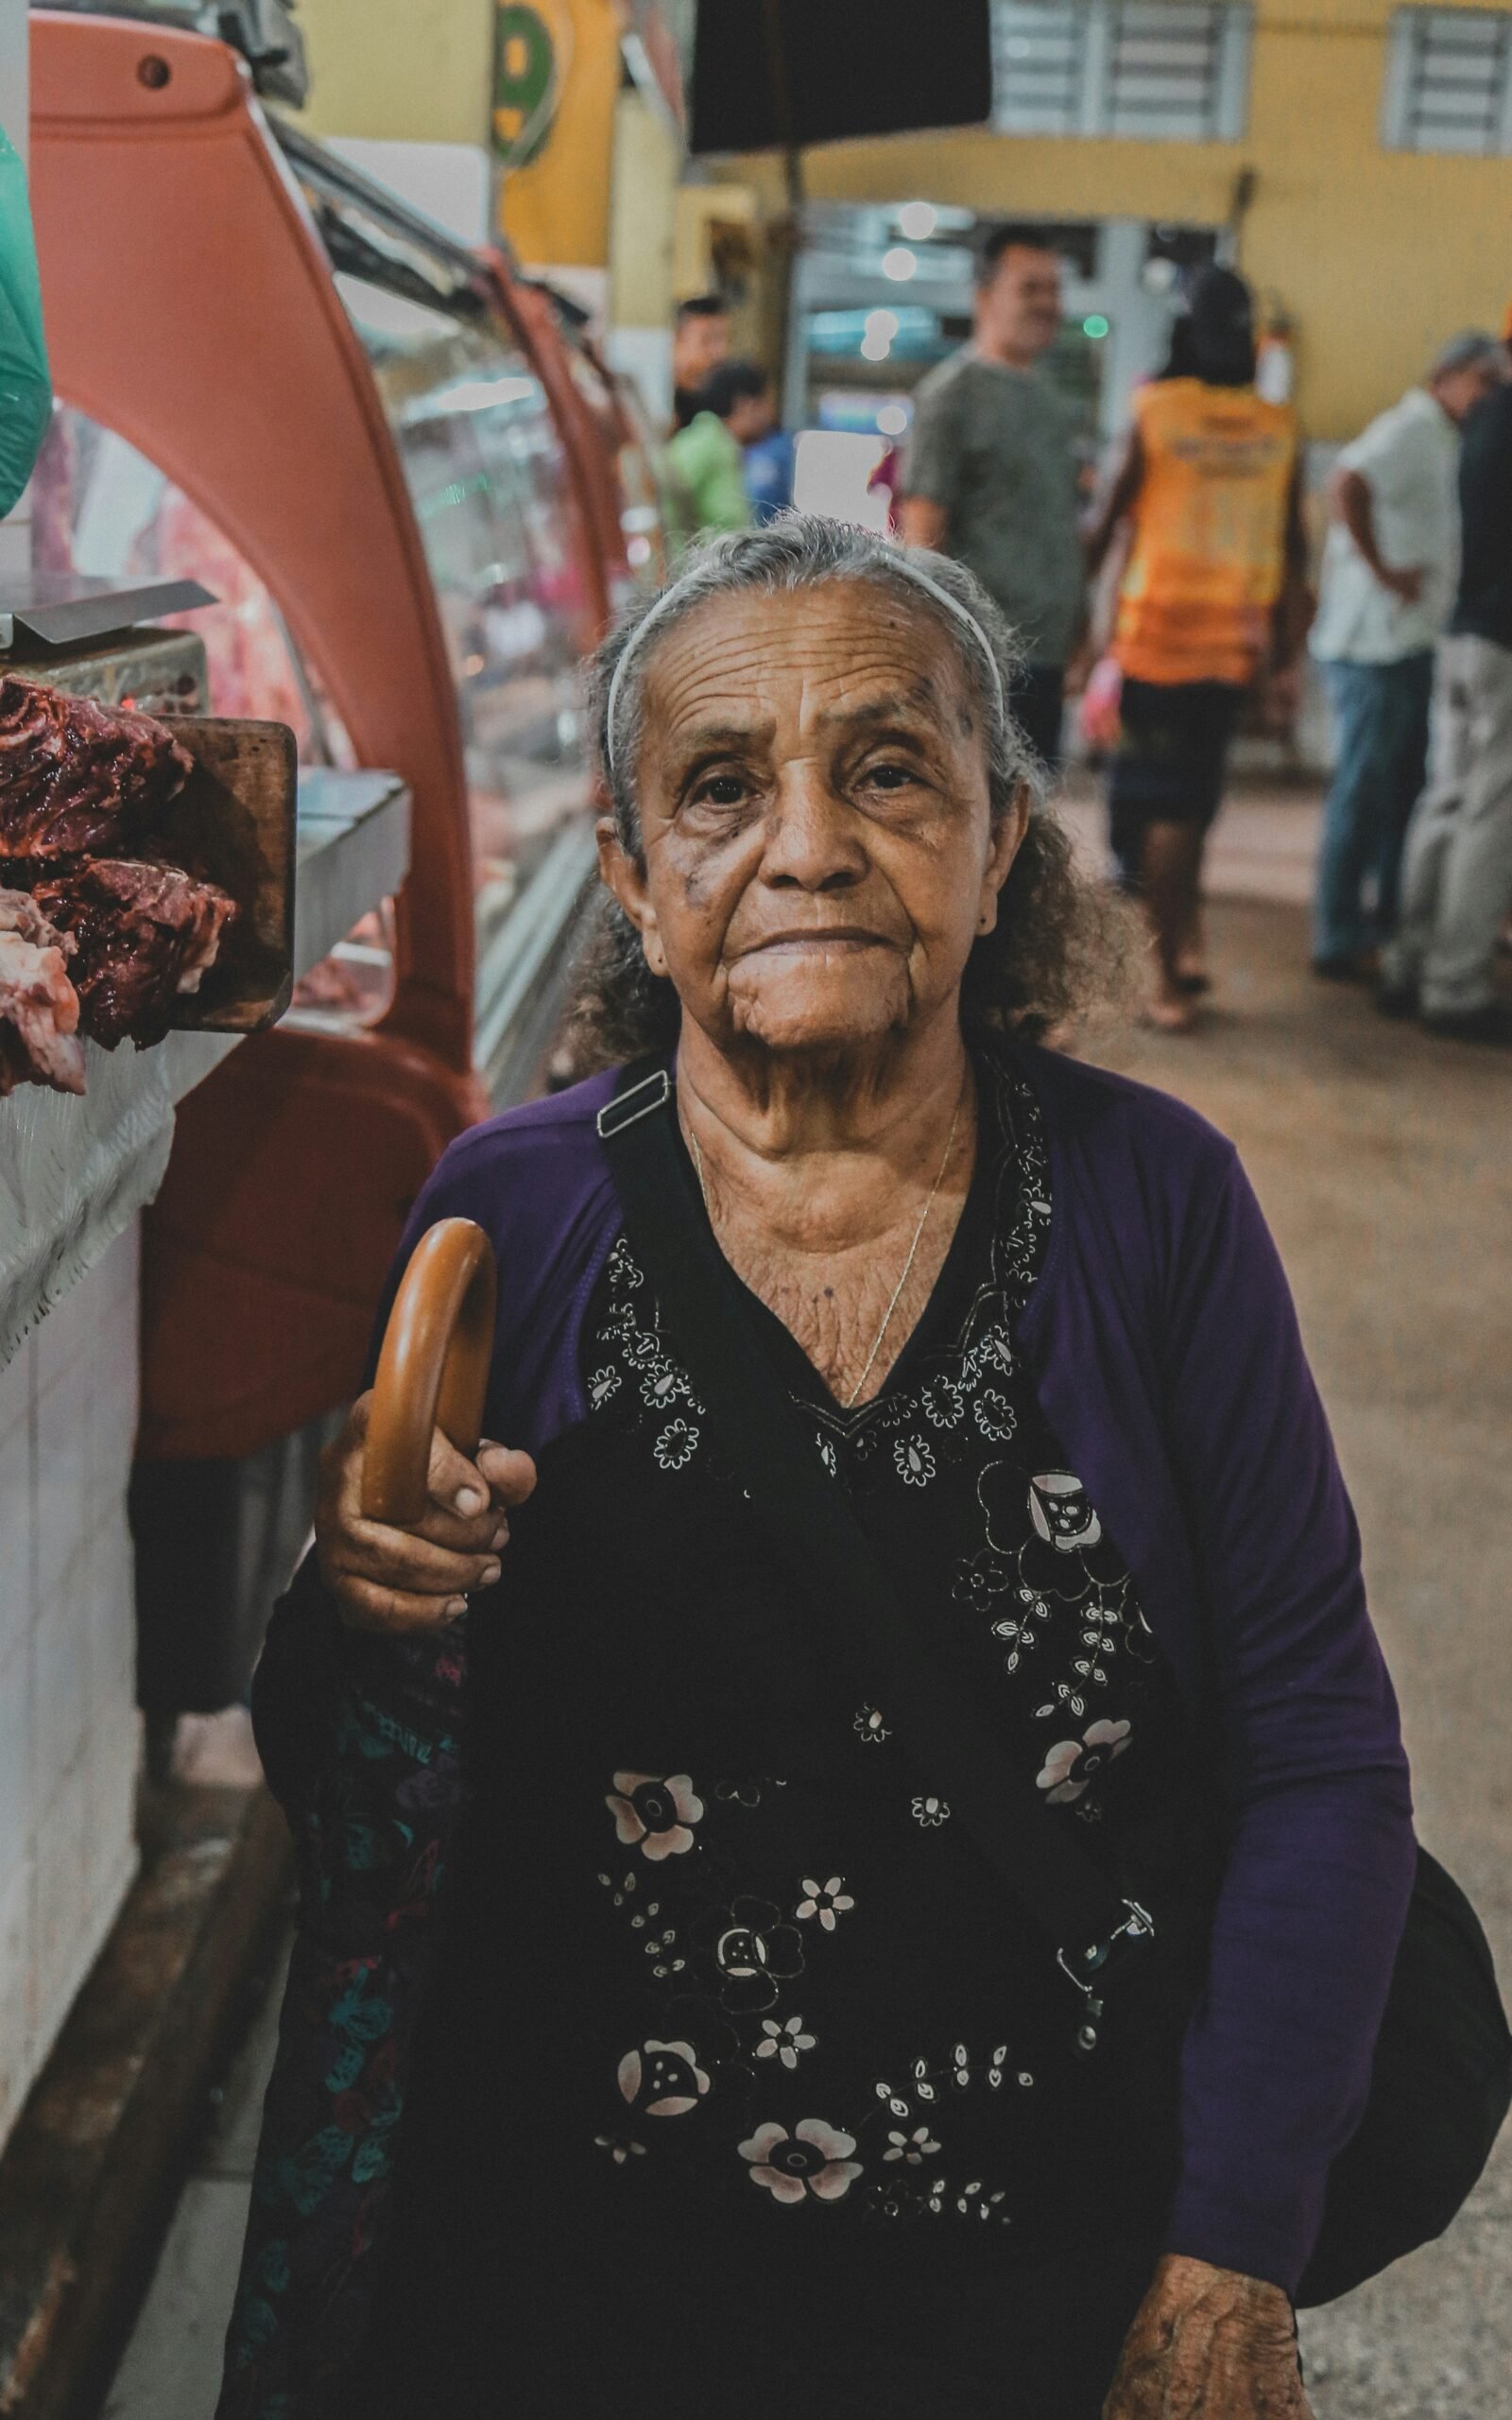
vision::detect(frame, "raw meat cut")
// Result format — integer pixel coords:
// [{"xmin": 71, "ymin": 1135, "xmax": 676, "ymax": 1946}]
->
[
  {"xmin": 0, "ymin": 676, "xmax": 194, "ymax": 862},
  {"xmin": 34, "ymin": 860, "xmax": 237, "ymax": 1050},
  {"xmin": 0, "ymin": 886, "xmax": 85, "ymax": 1097}
]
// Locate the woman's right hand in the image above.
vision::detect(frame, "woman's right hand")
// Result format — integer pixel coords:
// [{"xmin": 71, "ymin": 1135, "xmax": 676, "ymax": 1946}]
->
[{"xmin": 316, "ymin": 1392, "xmax": 537, "ymax": 1634}]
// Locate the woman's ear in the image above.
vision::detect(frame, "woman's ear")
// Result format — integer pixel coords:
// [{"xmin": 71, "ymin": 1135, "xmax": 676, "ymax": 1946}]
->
[
  {"xmin": 977, "ymin": 783, "xmax": 1032, "ymax": 937},
  {"xmin": 596, "ymin": 817, "xmax": 668, "ymax": 976}
]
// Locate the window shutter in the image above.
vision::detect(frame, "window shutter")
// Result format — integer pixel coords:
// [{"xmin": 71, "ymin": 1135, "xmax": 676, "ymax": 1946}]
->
[
  {"xmin": 993, "ymin": 1, "xmax": 1252, "ymax": 143},
  {"xmin": 1383, "ymin": 7, "xmax": 1512, "ymax": 155}
]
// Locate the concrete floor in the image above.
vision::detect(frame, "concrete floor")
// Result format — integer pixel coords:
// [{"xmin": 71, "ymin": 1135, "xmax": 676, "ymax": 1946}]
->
[
  {"xmin": 104, "ymin": 819, "xmax": 1512, "ymax": 2417},
  {"xmin": 1089, "ymin": 890, "xmax": 1512, "ymax": 2418},
  {"xmin": 101, "ymin": 1941, "xmax": 287, "ymax": 2420}
]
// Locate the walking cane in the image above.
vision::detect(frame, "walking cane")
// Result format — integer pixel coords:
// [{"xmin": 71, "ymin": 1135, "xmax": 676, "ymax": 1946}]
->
[{"xmin": 360, "ymin": 1218, "xmax": 498, "ymax": 1528}]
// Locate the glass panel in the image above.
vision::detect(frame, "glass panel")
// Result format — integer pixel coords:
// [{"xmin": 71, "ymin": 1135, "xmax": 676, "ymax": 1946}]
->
[
  {"xmin": 31, "ymin": 406, "xmax": 348, "ymax": 752},
  {"xmin": 30, "ymin": 405, "xmax": 393, "ymax": 1028},
  {"xmin": 336, "ymin": 275, "xmax": 593, "ymax": 954},
  {"xmin": 563, "ymin": 338, "xmax": 670, "ymax": 594}
]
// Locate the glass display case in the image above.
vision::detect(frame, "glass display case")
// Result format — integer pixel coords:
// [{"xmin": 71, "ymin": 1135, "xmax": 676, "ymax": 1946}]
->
[
  {"xmin": 31, "ymin": 131, "xmax": 614, "ymax": 1081},
  {"xmin": 275, "ymin": 125, "xmax": 606, "ymax": 1094},
  {"xmin": 561, "ymin": 334, "xmax": 669, "ymax": 597},
  {"xmin": 335, "ymin": 274, "xmax": 594, "ymax": 959},
  {"xmin": 31, "ymin": 407, "xmax": 331, "ymax": 748},
  {"xmin": 30, "ymin": 405, "xmax": 401, "ymax": 1030}
]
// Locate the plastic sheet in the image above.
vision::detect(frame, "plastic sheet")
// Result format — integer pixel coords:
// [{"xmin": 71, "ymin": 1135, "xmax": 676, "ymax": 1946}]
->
[
  {"xmin": 0, "ymin": 1041, "xmax": 175, "ymax": 1371},
  {"xmin": 0, "ymin": 124, "xmax": 52, "ymax": 519}
]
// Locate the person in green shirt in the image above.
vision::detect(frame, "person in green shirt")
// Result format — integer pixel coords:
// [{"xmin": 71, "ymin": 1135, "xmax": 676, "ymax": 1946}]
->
[{"xmin": 664, "ymin": 359, "xmax": 772, "ymax": 558}]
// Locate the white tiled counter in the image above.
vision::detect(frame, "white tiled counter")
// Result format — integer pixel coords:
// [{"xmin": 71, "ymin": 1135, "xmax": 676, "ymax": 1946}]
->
[
  {"xmin": 0, "ymin": 770, "xmax": 409, "ymax": 2153},
  {"xmin": 0, "ymin": 1226, "xmax": 141, "ymax": 2145}
]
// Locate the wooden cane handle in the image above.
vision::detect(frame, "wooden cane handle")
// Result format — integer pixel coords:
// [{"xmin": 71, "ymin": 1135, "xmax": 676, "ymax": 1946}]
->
[{"xmin": 361, "ymin": 1218, "xmax": 498, "ymax": 1528}]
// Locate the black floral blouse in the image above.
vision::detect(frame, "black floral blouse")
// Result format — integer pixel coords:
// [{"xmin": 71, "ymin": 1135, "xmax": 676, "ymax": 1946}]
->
[{"xmin": 425, "ymin": 1055, "xmax": 1199, "ymax": 2277}]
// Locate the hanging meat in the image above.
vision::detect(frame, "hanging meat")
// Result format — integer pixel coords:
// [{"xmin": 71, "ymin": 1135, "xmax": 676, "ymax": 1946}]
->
[
  {"xmin": 0, "ymin": 679, "xmax": 253, "ymax": 1094},
  {"xmin": 0, "ymin": 675, "xmax": 194, "ymax": 862},
  {"xmin": 33, "ymin": 859, "xmax": 238, "ymax": 1050},
  {"xmin": 0, "ymin": 887, "xmax": 86, "ymax": 1098}
]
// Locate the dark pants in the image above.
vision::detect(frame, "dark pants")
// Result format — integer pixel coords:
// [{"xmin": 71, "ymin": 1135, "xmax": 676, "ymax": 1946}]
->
[
  {"xmin": 1314, "ymin": 650, "xmax": 1434, "ymax": 963},
  {"xmin": 346, "ymin": 2217, "xmax": 1160, "ymax": 2418},
  {"xmin": 1107, "ymin": 678, "xmax": 1246, "ymax": 885},
  {"xmin": 1009, "ymin": 660, "xmax": 1067, "ymax": 774}
]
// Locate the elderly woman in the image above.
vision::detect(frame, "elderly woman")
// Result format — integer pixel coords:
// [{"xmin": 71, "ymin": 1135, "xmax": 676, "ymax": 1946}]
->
[{"xmin": 220, "ymin": 519, "xmax": 1415, "ymax": 2420}]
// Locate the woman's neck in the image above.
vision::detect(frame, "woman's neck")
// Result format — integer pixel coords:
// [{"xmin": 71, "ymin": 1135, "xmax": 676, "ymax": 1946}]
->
[{"xmin": 675, "ymin": 1015, "xmax": 974, "ymax": 1255}]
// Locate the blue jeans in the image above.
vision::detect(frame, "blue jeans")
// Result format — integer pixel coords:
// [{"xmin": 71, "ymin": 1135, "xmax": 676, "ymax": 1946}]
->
[{"xmin": 1314, "ymin": 652, "xmax": 1435, "ymax": 962}]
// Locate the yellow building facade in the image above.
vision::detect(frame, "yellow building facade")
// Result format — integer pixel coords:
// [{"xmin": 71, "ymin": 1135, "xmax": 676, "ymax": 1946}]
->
[
  {"xmin": 292, "ymin": 0, "xmax": 1512, "ymax": 440},
  {"xmin": 295, "ymin": 0, "xmax": 497, "ymax": 147},
  {"xmin": 294, "ymin": 0, "xmax": 622, "ymax": 268},
  {"xmin": 720, "ymin": 0, "xmax": 1512, "ymax": 441}
]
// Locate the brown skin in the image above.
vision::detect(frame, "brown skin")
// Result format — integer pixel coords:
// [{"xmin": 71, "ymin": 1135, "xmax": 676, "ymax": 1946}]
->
[
  {"xmin": 673, "ymin": 307, "xmax": 730, "ymax": 395},
  {"xmin": 900, "ymin": 243, "xmax": 1063, "ymax": 553},
  {"xmin": 1105, "ymin": 2256, "xmax": 1312, "ymax": 2419},
  {"xmin": 317, "ymin": 580, "xmax": 1313, "ymax": 2411},
  {"xmin": 975, "ymin": 242, "xmax": 1064, "ymax": 372},
  {"xmin": 599, "ymin": 585, "xmax": 1020, "ymax": 1398},
  {"xmin": 724, "ymin": 384, "xmax": 774, "ymax": 446},
  {"xmin": 316, "ymin": 1396, "xmax": 536, "ymax": 1635}
]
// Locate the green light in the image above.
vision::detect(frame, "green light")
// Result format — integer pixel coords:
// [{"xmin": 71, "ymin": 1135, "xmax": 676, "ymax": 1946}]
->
[{"xmin": 1083, "ymin": 314, "xmax": 1110, "ymax": 340}]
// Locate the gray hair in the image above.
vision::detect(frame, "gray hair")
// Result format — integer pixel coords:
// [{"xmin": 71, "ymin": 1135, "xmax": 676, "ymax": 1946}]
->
[
  {"xmin": 568, "ymin": 513, "xmax": 1131, "ymax": 1069},
  {"xmin": 1429, "ymin": 328, "xmax": 1503, "ymax": 383},
  {"xmin": 588, "ymin": 515, "xmax": 1043, "ymax": 861}
]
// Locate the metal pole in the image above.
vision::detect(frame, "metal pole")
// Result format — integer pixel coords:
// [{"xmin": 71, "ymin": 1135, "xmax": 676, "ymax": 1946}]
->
[{"xmin": 759, "ymin": 0, "xmax": 805, "ymax": 413}]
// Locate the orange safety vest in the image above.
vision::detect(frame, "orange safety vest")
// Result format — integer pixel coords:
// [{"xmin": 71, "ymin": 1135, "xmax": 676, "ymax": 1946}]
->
[{"xmin": 1113, "ymin": 378, "xmax": 1297, "ymax": 687}]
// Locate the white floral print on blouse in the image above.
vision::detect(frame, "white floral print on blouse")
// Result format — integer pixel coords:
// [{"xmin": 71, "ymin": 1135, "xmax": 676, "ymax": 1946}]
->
[
  {"xmin": 796, "ymin": 1876, "xmax": 854, "ymax": 1929},
  {"xmin": 1035, "ymin": 1720, "xmax": 1132, "ymax": 1805},
  {"xmin": 606, "ymin": 1772, "xmax": 706, "ymax": 1858},
  {"xmin": 756, "ymin": 2014, "xmax": 817, "ymax": 2068},
  {"xmin": 617, "ymin": 2038, "xmax": 711, "ymax": 2118},
  {"xmin": 739, "ymin": 2119, "xmax": 863, "ymax": 2204}
]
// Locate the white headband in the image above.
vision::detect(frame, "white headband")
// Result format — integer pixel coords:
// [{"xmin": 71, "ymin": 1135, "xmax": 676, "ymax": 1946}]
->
[{"xmin": 602, "ymin": 550, "xmax": 1007, "ymax": 782}]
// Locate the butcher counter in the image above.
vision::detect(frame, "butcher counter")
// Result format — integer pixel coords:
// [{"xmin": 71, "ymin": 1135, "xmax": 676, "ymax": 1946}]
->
[{"xmin": 0, "ymin": 765, "xmax": 410, "ymax": 2152}]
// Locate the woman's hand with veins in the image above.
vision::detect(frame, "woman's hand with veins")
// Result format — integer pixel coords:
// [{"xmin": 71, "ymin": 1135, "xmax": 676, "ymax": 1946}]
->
[{"xmin": 1104, "ymin": 2256, "xmax": 1315, "ymax": 2418}]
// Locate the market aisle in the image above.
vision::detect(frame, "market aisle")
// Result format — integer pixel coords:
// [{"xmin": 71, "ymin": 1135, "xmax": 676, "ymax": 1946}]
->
[
  {"xmin": 1095, "ymin": 896, "xmax": 1512, "ymax": 2419},
  {"xmin": 102, "ymin": 1941, "xmax": 287, "ymax": 2420},
  {"xmin": 104, "ymin": 890, "xmax": 1510, "ymax": 2417}
]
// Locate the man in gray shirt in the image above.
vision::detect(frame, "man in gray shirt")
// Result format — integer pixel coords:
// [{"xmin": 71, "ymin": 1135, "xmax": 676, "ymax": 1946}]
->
[{"xmin": 901, "ymin": 225, "xmax": 1084, "ymax": 769}]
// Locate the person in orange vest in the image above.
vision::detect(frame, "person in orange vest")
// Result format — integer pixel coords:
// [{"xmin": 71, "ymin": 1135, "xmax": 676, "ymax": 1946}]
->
[{"xmin": 1086, "ymin": 270, "xmax": 1310, "ymax": 1029}]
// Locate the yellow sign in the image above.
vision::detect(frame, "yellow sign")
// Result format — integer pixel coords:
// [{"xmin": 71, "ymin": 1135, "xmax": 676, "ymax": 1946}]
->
[
  {"xmin": 493, "ymin": 5, "xmax": 558, "ymax": 167},
  {"xmin": 495, "ymin": 0, "xmax": 622, "ymax": 270}
]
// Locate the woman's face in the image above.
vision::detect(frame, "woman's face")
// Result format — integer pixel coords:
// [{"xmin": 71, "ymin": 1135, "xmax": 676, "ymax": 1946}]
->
[{"xmin": 599, "ymin": 584, "xmax": 1027, "ymax": 1061}]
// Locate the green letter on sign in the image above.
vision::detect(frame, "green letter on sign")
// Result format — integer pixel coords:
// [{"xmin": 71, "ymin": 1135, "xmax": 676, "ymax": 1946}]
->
[{"xmin": 493, "ymin": 5, "xmax": 558, "ymax": 169}]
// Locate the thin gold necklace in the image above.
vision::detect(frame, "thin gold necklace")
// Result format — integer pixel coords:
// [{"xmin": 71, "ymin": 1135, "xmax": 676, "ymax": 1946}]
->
[{"xmin": 684, "ymin": 1084, "xmax": 967, "ymax": 1409}]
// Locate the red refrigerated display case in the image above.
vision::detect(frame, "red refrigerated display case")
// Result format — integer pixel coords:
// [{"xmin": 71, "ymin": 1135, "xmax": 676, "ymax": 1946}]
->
[{"xmin": 28, "ymin": 8, "xmax": 665, "ymax": 1461}]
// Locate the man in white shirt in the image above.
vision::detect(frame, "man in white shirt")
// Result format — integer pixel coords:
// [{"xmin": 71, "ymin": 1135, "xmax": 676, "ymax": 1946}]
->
[{"xmin": 1310, "ymin": 330, "xmax": 1503, "ymax": 976}]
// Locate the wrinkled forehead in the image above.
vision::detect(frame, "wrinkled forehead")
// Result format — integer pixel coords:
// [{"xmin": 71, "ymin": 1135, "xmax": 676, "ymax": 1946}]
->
[{"xmin": 637, "ymin": 580, "xmax": 981, "ymax": 755}]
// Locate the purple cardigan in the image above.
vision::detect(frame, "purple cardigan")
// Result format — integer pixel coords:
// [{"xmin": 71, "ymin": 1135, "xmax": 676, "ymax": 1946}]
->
[
  {"xmin": 375, "ymin": 1043, "xmax": 1415, "ymax": 2283},
  {"xmin": 232, "ymin": 1042, "xmax": 1414, "ymax": 2403}
]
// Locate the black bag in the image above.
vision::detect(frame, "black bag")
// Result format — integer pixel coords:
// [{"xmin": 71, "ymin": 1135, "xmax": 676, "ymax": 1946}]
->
[
  {"xmin": 600, "ymin": 1063, "xmax": 1512, "ymax": 2308},
  {"xmin": 1297, "ymin": 1846, "xmax": 1511, "ymax": 2305}
]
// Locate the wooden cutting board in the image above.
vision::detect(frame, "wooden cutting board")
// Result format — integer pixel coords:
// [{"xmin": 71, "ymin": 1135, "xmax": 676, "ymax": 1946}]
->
[{"xmin": 152, "ymin": 716, "xmax": 299, "ymax": 1033}]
